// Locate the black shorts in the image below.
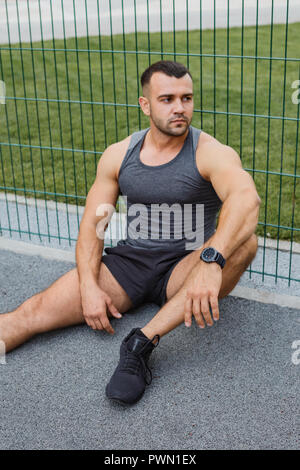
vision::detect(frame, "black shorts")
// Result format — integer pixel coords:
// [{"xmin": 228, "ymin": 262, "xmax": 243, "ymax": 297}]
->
[{"xmin": 101, "ymin": 242, "xmax": 191, "ymax": 308}]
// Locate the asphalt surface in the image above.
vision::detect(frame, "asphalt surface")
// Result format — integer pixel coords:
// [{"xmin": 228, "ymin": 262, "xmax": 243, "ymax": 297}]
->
[{"xmin": 0, "ymin": 248, "xmax": 299, "ymax": 450}]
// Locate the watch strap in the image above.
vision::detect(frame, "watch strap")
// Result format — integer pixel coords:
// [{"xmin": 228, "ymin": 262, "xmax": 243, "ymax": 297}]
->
[{"xmin": 215, "ymin": 251, "xmax": 226, "ymax": 269}]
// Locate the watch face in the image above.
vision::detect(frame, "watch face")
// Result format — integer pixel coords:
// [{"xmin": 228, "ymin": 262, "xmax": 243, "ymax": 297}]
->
[{"xmin": 203, "ymin": 247, "xmax": 216, "ymax": 261}]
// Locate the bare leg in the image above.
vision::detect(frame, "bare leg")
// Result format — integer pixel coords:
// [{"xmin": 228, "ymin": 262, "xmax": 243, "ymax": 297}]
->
[
  {"xmin": 0, "ymin": 263, "xmax": 133, "ymax": 352},
  {"xmin": 141, "ymin": 234, "xmax": 258, "ymax": 339}
]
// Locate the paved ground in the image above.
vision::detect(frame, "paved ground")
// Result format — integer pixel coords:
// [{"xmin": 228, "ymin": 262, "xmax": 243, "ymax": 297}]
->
[
  {"xmin": 0, "ymin": 248, "xmax": 299, "ymax": 450},
  {"xmin": 1, "ymin": 0, "xmax": 299, "ymax": 44}
]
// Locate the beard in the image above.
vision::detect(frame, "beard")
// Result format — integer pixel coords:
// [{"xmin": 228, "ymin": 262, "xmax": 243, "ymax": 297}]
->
[{"xmin": 150, "ymin": 111, "xmax": 192, "ymax": 137}]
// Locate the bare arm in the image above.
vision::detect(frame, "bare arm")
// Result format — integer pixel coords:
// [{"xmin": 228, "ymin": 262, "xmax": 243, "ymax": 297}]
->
[
  {"xmin": 184, "ymin": 140, "xmax": 261, "ymax": 328},
  {"xmin": 76, "ymin": 138, "xmax": 129, "ymax": 333},
  {"xmin": 76, "ymin": 146, "xmax": 119, "ymax": 287},
  {"xmin": 201, "ymin": 143, "xmax": 261, "ymax": 258}
]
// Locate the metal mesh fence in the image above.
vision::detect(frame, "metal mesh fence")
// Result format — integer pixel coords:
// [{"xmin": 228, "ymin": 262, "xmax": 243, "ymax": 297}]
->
[{"xmin": 0, "ymin": 0, "xmax": 299, "ymax": 285}]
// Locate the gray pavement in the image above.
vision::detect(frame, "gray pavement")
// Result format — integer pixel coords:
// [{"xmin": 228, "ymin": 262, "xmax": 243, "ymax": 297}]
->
[
  {"xmin": 0, "ymin": 248, "xmax": 299, "ymax": 450},
  {"xmin": 1, "ymin": 0, "xmax": 300, "ymax": 44}
]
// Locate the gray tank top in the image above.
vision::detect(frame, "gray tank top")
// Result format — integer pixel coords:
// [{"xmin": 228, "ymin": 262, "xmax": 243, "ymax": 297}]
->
[{"xmin": 117, "ymin": 126, "xmax": 222, "ymax": 251}]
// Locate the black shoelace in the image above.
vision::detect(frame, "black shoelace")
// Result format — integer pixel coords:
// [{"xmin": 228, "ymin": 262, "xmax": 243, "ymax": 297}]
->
[{"xmin": 120, "ymin": 334, "xmax": 160, "ymax": 385}]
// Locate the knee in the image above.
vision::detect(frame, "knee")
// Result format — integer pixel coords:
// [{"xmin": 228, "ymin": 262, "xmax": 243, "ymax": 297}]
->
[
  {"xmin": 246, "ymin": 233, "xmax": 258, "ymax": 260},
  {"xmin": 230, "ymin": 234, "xmax": 258, "ymax": 272},
  {"xmin": 238, "ymin": 234, "xmax": 258, "ymax": 269}
]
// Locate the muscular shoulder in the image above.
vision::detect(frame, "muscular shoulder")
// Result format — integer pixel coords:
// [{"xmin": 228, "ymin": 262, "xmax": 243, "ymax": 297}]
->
[
  {"xmin": 196, "ymin": 131, "xmax": 242, "ymax": 182},
  {"xmin": 196, "ymin": 131, "xmax": 260, "ymax": 202},
  {"xmin": 96, "ymin": 135, "xmax": 132, "ymax": 180}
]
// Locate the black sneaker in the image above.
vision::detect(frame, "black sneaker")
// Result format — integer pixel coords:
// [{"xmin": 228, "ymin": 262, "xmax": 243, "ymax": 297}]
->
[{"xmin": 105, "ymin": 328, "xmax": 160, "ymax": 405}]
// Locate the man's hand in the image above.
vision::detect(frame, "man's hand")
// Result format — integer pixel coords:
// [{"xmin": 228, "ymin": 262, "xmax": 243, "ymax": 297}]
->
[
  {"xmin": 80, "ymin": 280, "xmax": 122, "ymax": 334},
  {"xmin": 183, "ymin": 261, "xmax": 223, "ymax": 328}
]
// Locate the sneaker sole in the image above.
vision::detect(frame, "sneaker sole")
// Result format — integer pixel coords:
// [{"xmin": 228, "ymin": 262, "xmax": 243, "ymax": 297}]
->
[
  {"xmin": 106, "ymin": 387, "xmax": 145, "ymax": 406},
  {"xmin": 109, "ymin": 397, "xmax": 132, "ymax": 406}
]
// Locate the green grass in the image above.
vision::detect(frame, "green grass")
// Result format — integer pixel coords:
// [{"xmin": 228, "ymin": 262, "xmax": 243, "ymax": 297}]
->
[{"xmin": 0, "ymin": 22, "xmax": 299, "ymax": 241}]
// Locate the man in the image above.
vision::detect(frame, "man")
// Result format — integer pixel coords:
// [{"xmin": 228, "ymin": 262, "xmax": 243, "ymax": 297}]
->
[{"xmin": 0, "ymin": 61, "xmax": 260, "ymax": 406}]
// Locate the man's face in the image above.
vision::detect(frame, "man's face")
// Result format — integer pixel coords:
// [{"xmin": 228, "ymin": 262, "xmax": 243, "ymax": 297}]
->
[{"xmin": 140, "ymin": 72, "xmax": 194, "ymax": 137}]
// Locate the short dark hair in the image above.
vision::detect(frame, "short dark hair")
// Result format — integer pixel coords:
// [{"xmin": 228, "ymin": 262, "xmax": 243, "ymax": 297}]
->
[{"xmin": 141, "ymin": 60, "xmax": 192, "ymax": 88}]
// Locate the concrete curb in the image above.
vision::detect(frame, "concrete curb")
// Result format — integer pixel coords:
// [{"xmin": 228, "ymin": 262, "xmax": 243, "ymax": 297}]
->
[
  {"xmin": 0, "ymin": 236, "xmax": 76, "ymax": 262},
  {"xmin": 1, "ymin": 237, "xmax": 299, "ymax": 310},
  {"xmin": 1, "ymin": 192, "xmax": 300, "ymax": 254}
]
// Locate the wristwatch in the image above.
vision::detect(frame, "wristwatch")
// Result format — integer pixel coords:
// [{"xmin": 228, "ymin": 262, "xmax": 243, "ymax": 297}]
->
[{"xmin": 200, "ymin": 247, "xmax": 226, "ymax": 269}]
